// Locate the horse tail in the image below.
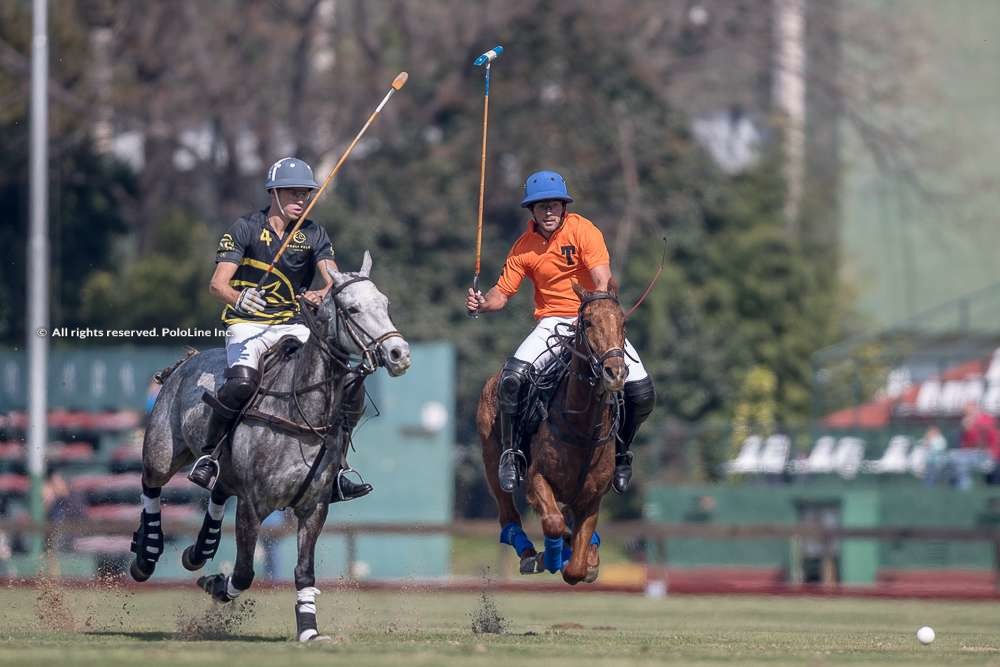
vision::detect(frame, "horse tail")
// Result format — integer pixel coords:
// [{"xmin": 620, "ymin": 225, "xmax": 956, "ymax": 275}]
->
[{"xmin": 154, "ymin": 347, "xmax": 200, "ymax": 385}]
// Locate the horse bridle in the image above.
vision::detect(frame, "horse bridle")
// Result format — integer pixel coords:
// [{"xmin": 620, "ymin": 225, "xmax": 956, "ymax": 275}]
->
[
  {"xmin": 565, "ymin": 291, "xmax": 626, "ymax": 389},
  {"xmin": 320, "ymin": 276, "xmax": 404, "ymax": 375}
]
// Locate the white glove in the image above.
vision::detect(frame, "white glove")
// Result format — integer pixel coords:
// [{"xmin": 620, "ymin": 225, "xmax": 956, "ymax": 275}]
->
[{"xmin": 235, "ymin": 287, "xmax": 267, "ymax": 315}]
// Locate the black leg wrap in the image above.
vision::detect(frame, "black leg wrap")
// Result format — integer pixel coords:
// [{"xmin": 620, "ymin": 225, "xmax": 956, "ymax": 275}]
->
[
  {"xmin": 141, "ymin": 482, "xmax": 161, "ymax": 499},
  {"xmin": 295, "ymin": 603, "xmax": 318, "ymax": 640},
  {"xmin": 130, "ymin": 510, "xmax": 163, "ymax": 577},
  {"xmin": 192, "ymin": 511, "xmax": 223, "ymax": 563},
  {"xmin": 197, "ymin": 573, "xmax": 236, "ymax": 603},
  {"xmin": 295, "ymin": 587, "xmax": 323, "ymax": 641}
]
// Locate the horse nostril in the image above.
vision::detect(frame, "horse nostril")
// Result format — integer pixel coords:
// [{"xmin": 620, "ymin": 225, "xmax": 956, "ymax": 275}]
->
[
  {"xmin": 603, "ymin": 366, "xmax": 616, "ymax": 380},
  {"xmin": 390, "ymin": 348, "xmax": 401, "ymax": 361}
]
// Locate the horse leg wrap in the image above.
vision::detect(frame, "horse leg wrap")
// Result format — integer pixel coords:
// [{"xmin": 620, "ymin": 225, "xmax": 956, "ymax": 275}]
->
[
  {"xmin": 130, "ymin": 510, "xmax": 163, "ymax": 567},
  {"xmin": 197, "ymin": 573, "xmax": 244, "ymax": 603},
  {"xmin": 193, "ymin": 511, "xmax": 224, "ymax": 563},
  {"xmin": 543, "ymin": 535, "xmax": 564, "ymax": 573},
  {"xmin": 499, "ymin": 522, "xmax": 535, "ymax": 558},
  {"xmin": 295, "ymin": 587, "xmax": 322, "ymax": 642},
  {"xmin": 561, "ymin": 530, "xmax": 601, "ymax": 567}
]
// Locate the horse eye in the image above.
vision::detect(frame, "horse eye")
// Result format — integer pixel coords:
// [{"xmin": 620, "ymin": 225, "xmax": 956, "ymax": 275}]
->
[{"xmin": 347, "ymin": 306, "xmax": 361, "ymax": 315}]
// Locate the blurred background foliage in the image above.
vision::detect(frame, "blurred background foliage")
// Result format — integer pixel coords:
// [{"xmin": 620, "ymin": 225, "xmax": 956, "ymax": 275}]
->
[{"xmin": 1, "ymin": 0, "xmax": 940, "ymax": 513}]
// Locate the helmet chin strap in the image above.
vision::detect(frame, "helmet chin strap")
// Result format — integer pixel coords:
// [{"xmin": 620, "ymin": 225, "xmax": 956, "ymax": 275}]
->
[{"xmin": 270, "ymin": 189, "xmax": 297, "ymax": 225}]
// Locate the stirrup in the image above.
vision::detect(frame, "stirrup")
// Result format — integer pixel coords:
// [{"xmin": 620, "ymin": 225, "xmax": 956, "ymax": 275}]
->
[
  {"xmin": 188, "ymin": 455, "xmax": 220, "ymax": 490},
  {"xmin": 333, "ymin": 467, "xmax": 372, "ymax": 502},
  {"xmin": 498, "ymin": 448, "xmax": 527, "ymax": 492}
]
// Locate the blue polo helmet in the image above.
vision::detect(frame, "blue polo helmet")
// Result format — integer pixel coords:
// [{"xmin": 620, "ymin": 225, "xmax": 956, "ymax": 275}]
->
[
  {"xmin": 264, "ymin": 157, "xmax": 319, "ymax": 190},
  {"xmin": 520, "ymin": 170, "xmax": 573, "ymax": 208}
]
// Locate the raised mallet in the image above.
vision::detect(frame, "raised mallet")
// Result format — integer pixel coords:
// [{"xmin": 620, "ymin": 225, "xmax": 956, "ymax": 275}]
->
[
  {"xmin": 470, "ymin": 45, "xmax": 503, "ymax": 318},
  {"xmin": 258, "ymin": 72, "xmax": 409, "ymax": 288}
]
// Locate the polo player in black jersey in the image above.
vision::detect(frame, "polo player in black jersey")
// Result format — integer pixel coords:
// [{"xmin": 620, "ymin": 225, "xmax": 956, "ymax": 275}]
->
[{"xmin": 188, "ymin": 157, "xmax": 372, "ymax": 502}]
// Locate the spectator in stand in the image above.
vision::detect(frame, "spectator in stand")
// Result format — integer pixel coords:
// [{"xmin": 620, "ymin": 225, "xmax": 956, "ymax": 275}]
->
[
  {"xmin": 951, "ymin": 402, "xmax": 1000, "ymax": 490},
  {"xmin": 920, "ymin": 425, "xmax": 950, "ymax": 487},
  {"xmin": 43, "ymin": 471, "xmax": 86, "ymax": 552}
]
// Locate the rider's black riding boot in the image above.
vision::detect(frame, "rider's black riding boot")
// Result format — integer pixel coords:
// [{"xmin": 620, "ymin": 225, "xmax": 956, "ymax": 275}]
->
[
  {"xmin": 189, "ymin": 365, "xmax": 259, "ymax": 490},
  {"xmin": 498, "ymin": 358, "xmax": 534, "ymax": 493},
  {"xmin": 331, "ymin": 378, "xmax": 373, "ymax": 503},
  {"xmin": 614, "ymin": 376, "xmax": 656, "ymax": 494}
]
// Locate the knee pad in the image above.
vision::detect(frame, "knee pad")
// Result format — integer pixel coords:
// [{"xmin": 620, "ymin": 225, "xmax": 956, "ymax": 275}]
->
[
  {"xmin": 218, "ymin": 365, "xmax": 260, "ymax": 409},
  {"xmin": 499, "ymin": 358, "xmax": 533, "ymax": 413},
  {"xmin": 624, "ymin": 376, "xmax": 656, "ymax": 420}
]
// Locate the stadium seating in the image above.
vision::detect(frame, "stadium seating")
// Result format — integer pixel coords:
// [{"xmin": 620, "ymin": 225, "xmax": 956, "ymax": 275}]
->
[
  {"xmin": 757, "ymin": 435, "xmax": 790, "ymax": 474},
  {"xmin": 788, "ymin": 436, "xmax": 837, "ymax": 474},
  {"xmin": 0, "ymin": 474, "xmax": 29, "ymax": 497},
  {"xmin": 0, "ymin": 409, "xmax": 206, "ymax": 559},
  {"xmin": 860, "ymin": 435, "xmax": 912, "ymax": 474},
  {"xmin": 723, "ymin": 436, "xmax": 763, "ymax": 474}
]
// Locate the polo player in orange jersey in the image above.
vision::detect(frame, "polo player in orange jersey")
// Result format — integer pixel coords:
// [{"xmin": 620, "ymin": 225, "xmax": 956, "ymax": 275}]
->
[{"xmin": 466, "ymin": 170, "xmax": 656, "ymax": 494}]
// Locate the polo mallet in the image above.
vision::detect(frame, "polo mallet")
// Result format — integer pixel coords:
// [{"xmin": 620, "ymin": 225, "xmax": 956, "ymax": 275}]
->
[
  {"xmin": 257, "ymin": 71, "xmax": 409, "ymax": 289},
  {"xmin": 470, "ymin": 45, "xmax": 503, "ymax": 318}
]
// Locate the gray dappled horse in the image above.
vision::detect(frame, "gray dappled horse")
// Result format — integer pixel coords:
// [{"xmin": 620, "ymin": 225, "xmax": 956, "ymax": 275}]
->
[{"xmin": 130, "ymin": 251, "xmax": 410, "ymax": 641}]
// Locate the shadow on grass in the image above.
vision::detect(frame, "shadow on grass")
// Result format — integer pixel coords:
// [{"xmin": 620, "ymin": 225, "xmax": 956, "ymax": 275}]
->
[{"xmin": 83, "ymin": 630, "xmax": 287, "ymax": 643}]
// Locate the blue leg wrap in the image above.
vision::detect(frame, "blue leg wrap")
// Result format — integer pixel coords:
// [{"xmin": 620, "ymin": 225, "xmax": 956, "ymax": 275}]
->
[
  {"xmin": 561, "ymin": 530, "xmax": 601, "ymax": 568},
  {"xmin": 543, "ymin": 535, "xmax": 564, "ymax": 573},
  {"xmin": 499, "ymin": 523, "xmax": 535, "ymax": 558}
]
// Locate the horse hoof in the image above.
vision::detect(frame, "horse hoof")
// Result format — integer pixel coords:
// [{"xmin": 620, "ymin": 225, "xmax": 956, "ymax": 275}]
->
[
  {"xmin": 130, "ymin": 558, "xmax": 154, "ymax": 582},
  {"xmin": 519, "ymin": 553, "xmax": 544, "ymax": 575},
  {"xmin": 197, "ymin": 574, "xmax": 233, "ymax": 603},
  {"xmin": 181, "ymin": 545, "xmax": 206, "ymax": 572},
  {"xmin": 584, "ymin": 568, "xmax": 599, "ymax": 584},
  {"xmin": 298, "ymin": 631, "xmax": 332, "ymax": 642}
]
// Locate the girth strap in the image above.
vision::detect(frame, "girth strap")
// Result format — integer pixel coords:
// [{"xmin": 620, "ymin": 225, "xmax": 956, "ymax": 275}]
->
[{"xmin": 240, "ymin": 408, "xmax": 332, "ymax": 444}]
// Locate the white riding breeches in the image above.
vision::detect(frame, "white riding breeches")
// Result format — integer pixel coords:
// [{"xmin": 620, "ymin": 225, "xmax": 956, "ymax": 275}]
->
[
  {"xmin": 225, "ymin": 323, "xmax": 311, "ymax": 370},
  {"xmin": 512, "ymin": 316, "xmax": 648, "ymax": 381}
]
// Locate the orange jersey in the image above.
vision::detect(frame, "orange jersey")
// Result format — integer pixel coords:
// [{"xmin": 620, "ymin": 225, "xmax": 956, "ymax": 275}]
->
[{"xmin": 495, "ymin": 212, "xmax": 611, "ymax": 319}]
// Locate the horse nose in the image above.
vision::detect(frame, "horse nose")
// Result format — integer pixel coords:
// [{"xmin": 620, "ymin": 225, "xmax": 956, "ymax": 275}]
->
[
  {"xmin": 384, "ymin": 339, "xmax": 411, "ymax": 375},
  {"xmin": 603, "ymin": 363, "xmax": 627, "ymax": 390}
]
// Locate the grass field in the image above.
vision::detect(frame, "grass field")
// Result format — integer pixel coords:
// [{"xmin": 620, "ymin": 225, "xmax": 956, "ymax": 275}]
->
[{"xmin": 1, "ymin": 582, "xmax": 1000, "ymax": 666}]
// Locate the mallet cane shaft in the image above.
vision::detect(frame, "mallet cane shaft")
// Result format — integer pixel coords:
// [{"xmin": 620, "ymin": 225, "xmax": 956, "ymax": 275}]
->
[
  {"xmin": 470, "ymin": 45, "xmax": 502, "ymax": 318},
  {"xmin": 257, "ymin": 72, "xmax": 409, "ymax": 288}
]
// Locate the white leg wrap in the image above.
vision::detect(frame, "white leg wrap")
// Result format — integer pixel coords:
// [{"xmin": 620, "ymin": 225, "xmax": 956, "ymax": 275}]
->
[
  {"xmin": 207, "ymin": 500, "xmax": 226, "ymax": 521},
  {"xmin": 225, "ymin": 576, "xmax": 243, "ymax": 600},
  {"xmin": 142, "ymin": 494, "xmax": 161, "ymax": 514},
  {"xmin": 296, "ymin": 587, "xmax": 321, "ymax": 641}
]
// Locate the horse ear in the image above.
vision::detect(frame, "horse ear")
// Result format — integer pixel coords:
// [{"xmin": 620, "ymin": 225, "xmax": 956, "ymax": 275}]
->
[
  {"xmin": 325, "ymin": 266, "xmax": 343, "ymax": 286},
  {"xmin": 572, "ymin": 280, "xmax": 587, "ymax": 299},
  {"xmin": 608, "ymin": 275, "xmax": 620, "ymax": 298},
  {"xmin": 360, "ymin": 250, "xmax": 372, "ymax": 277}
]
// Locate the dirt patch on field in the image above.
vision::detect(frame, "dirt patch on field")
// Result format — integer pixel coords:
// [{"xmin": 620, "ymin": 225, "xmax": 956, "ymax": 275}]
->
[
  {"xmin": 175, "ymin": 598, "xmax": 257, "ymax": 640},
  {"xmin": 470, "ymin": 589, "xmax": 507, "ymax": 635},
  {"xmin": 34, "ymin": 576, "xmax": 77, "ymax": 631}
]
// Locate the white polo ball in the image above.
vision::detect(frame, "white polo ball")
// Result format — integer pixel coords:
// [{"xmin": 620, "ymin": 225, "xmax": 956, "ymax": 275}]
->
[{"xmin": 916, "ymin": 626, "xmax": 935, "ymax": 644}]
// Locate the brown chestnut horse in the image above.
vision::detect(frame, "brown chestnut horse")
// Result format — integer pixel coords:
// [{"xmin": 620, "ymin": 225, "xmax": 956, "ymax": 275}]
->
[{"xmin": 477, "ymin": 283, "xmax": 627, "ymax": 585}]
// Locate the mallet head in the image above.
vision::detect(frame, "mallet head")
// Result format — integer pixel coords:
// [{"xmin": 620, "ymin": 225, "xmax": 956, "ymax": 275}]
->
[{"xmin": 473, "ymin": 45, "xmax": 504, "ymax": 67}]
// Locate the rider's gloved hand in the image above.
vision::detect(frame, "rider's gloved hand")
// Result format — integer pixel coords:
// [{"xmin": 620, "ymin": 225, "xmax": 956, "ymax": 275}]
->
[
  {"xmin": 235, "ymin": 287, "xmax": 267, "ymax": 315},
  {"xmin": 466, "ymin": 287, "xmax": 485, "ymax": 314}
]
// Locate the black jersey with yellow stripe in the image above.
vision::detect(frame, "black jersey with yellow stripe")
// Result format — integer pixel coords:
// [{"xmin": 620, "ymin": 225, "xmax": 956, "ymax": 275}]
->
[{"xmin": 215, "ymin": 208, "xmax": 335, "ymax": 325}]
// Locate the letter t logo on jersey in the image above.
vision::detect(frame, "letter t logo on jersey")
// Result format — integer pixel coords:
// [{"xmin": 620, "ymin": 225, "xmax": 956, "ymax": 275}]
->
[{"xmin": 560, "ymin": 245, "xmax": 577, "ymax": 266}]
